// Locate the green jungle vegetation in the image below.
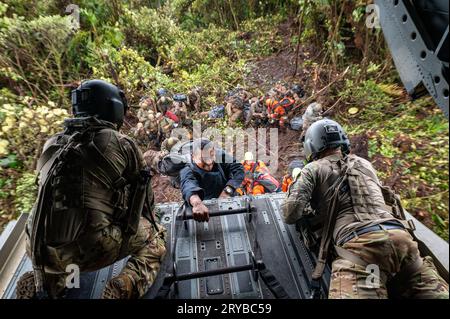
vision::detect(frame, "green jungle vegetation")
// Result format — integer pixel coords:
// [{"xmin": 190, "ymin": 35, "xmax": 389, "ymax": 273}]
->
[{"xmin": 0, "ymin": 0, "xmax": 448, "ymax": 240}]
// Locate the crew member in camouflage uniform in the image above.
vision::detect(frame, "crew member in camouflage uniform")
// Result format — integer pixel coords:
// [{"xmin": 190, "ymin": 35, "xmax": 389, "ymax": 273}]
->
[
  {"xmin": 187, "ymin": 87, "xmax": 202, "ymax": 112},
  {"xmin": 133, "ymin": 99, "xmax": 161, "ymax": 148},
  {"xmin": 225, "ymin": 95, "xmax": 244, "ymax": 125},
  {"xmin": 156, "ymin": 112, "xmax": 175, "ymax": 141},
  {"xmin": 137, "ymin": 96, "xmax": 156, "ymax": 115},
  {"xmin": 172, "ymin": 94, "xmax": 191, "ymax": 126},
  {"xmin": 143, "ymin": 137, "xmax": 181, "ymax": 174},
  {"xmin": 161, "ymin": 136, "xmax": 181, "ymax": 153},
  {"xmin": 267, "ymin": 82, "xmax": 288, "ymax": 99},
  {"xmin": 16, "ymin": 80, "xmax": 166, "ymax": 299},
  {"xmin": 300, "ymin": 102, "xmax": 323, "ymax": 141},
  {"xmin": 156, "ymin": 94, "xmax": 174, "ymax": 114},
  {"xmin": 143, "ymin": 149, "xmax": 166, "ymax": 174},
  {"xmin": 287, "ymin": 84, "xmax": 305, "ymax": 105},
  {"xmin": 282, "ymin": 119, "xmax": 448, "ymax": 299},
  {"xmin": 245, "ymin": 97, "xmax": 266, "ymax": 126}
]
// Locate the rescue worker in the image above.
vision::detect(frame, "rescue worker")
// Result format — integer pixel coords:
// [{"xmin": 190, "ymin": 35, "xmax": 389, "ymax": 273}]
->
[
  {"xmin": 187, "ymin": 87, "xmax": 202, "ymax": 112},
  {"xmin": 155, "ymin": 139, "xmax": 193, "ymax": 189},
  {"xmin": 225, "ymin": 95, "xmax": 244, "ymax": 125},
  {"xmin": 161, "ymin": 136, "xmax": 181, "ymax": 153},
  {"xmin": 156, "ymin": 95, "xmax": 173, "ymax": 114},
  {"xmin": 133, "ymin": 108, "xmax": 161, "ymax": 148},
  {"xmin": 143, "ymin": 149, "xmax": 165, "ymax": 175},
  {"xmin": 245, "ymin": 97, "xmax": 266, "ymax": 127},
  {"xmin": 200, "ymin": 104, "xmax": 225, "ymax": 121},
  {"xmin": 266, "ymin": 96, "xmax": 294, "ymax": 128},
  {"xmin": 180, "ymin": 139, "xmax": 244, "ymax": 222},
  {"xmin": 267, "ymin": 82, "xmax": 289, "ymax": 99},
  {"xmin": 16, "ymin": 80, "xmax": 166, "ymax": 299},
  {"xmin": 143, "ymin": 137, "xmax": 184, "ymax": 181},
  {"xmin": 136, "ymin": 96, "xmax": 155, "ymax": 120},
  {"xmin": 281, "ymin": 159, "xmax": 304, "ymax": 192},
  {"xmin": 281, "ymin": 119, "xmax": 449, "ymax": 299},
  {"xmin": 142, "ymin": 136, "xmax": 180, "ymax": 173},
  {"xmin": 142, "ymin": 137, "xmax": 180, "ymax": 175},
  {"xmin": 287, "ymin": 84, "xmax": 305, "ymax": 105},
  {"xmin": 241, "ymin": 152, "xmax": 280, "ymax": 195},
  {"xmin": 300, "ymin": 102, "xmax": 323, "ymax": 141},
  {"xmin": 156, "ymin": 112, "xmax": 175, "ymax": 142},
  {"xmin": 172, "ymin": 94, "xmax": 191, "ymax": 127}
]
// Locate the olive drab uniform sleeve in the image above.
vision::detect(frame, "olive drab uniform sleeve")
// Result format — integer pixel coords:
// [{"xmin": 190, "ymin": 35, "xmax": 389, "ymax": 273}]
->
[{"xmin": 281, "ymin": 163, "xmax": 317, "ymax": 224}]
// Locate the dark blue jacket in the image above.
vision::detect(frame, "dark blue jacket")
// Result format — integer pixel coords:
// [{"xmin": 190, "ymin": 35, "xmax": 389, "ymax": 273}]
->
[{"xmin": 180, "ymin": 149, "xmax": 244, "ymax": 203}]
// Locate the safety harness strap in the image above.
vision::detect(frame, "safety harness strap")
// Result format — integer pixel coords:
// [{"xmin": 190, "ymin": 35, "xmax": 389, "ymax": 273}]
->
[
  {"xmin": 312, "ymin": 157, "xmax": 351, "ymax": 281},
  {"xmin": 258, "ymin": 267, "xmax": 290, "ymax": 299},
  {"xmin": 36, "ymin": 144, "xmax": 61, "ymax": 172},
  {"xmin": 84, "ymin": 139, "xmax": 126, "ymax": 188},
  {"xmin": 334, "ymin": 245, "xmax": 368, "ymax": 267}
]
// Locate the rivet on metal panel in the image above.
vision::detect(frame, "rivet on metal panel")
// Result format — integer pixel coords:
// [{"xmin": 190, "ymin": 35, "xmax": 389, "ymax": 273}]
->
[{"xmin": 262, "ymin": 211, "xmax": 270, "ymax": 224}]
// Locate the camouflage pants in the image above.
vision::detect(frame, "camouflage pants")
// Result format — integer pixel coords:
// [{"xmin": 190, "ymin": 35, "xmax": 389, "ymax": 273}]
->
[
  {"xmin": 226, "ymin": 103, "xmax": 243, "ymax": 125},
  {"xmin": 27, "ymin": 217, "xmax": 167, "ymax": 298},
  {"xmin": 143, "ymin": 149, "xmax": 167, "ymax": 173},
  {"xmin": 117, "ymin": 218, "xmax": 167, "ymax": 297},
  {"xmin": 329, "ymin": 229, "xmax": 448, "ymax": 299}
]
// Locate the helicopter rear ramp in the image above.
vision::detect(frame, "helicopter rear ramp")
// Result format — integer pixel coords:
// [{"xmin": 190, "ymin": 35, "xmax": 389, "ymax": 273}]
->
[{"xmin": 1, "ymin": 193, "xmax": 448, "ymax": 299}]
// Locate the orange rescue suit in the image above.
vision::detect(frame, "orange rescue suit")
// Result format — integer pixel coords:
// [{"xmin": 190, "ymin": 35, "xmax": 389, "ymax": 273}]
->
[
  {"xmin": 281, "ymin": 175, "xmax": 293, "ymax": 192},
  {"xmin": 242, "ymin": 160, "xmax": 280, "ymax": 195},
  {"xmin": 266, "ymin": 97, "xmax": 295, "ymax": 127}
]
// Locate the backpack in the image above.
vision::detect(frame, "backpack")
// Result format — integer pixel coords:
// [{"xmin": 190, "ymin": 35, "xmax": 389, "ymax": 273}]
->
[
  {"xmin": 158, "ymin": 141, "xmax": 236, "ymax": 189},
  {"xmin": 249, "ymin": 161, "xmax": 281, "ymax": 193},
  {"xmin": 28, "ymin": 117, "xmax": 152, "ymax": 295},
  {"xmin": 157, "ymin": 140, "xmax": 192, "ymax": 188}
]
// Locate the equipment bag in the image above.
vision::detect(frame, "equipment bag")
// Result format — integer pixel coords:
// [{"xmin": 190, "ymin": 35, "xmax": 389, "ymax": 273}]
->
[{"xmin": 29, "ymin": 118, "xmax": 153, "ymax": 296}]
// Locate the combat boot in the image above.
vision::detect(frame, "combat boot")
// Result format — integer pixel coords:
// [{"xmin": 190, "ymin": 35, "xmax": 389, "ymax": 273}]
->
[
  {"xmin": 16, "ymin": 271, "xmax": 37, "ymax": 299},
  {"xmin": 16, "ymin": 271, "xmax": 66, "ymax": 299},
  {"xmin": 102, "ymin": 273, "xmax": 136, "ymax": 299}
]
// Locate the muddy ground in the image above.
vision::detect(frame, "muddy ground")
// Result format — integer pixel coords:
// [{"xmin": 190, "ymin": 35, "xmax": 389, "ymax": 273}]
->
[
  {"xmin": 149, "ymin": 20, "xmax": 370, "ymax": 205},
  {"xmin": 147, "ymin": 21, "xmax": 442, "ymax": 234}
]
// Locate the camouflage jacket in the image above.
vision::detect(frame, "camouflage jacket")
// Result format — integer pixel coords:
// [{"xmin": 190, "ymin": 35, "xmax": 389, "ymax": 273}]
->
[
  {"xmin": 281, "ymin": 153, "xmax": 399, "ymax": 243},
  {"xmin": 34, "ymin": 117, "xmax": 153, "ymax": 238}
]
